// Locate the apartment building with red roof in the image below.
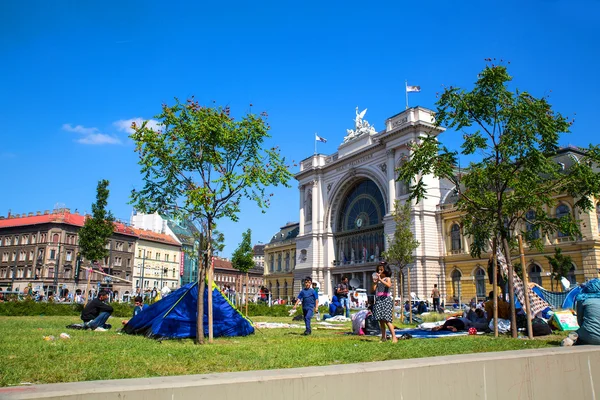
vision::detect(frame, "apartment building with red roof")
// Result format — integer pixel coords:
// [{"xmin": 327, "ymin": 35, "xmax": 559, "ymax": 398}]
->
[
  {"xmin": 131, "ymin": 228, "xmax": 181, "ymax": 292},
  {"xmin": 0, "ymin": 208, "xmax": 137, "ymax": 299}
]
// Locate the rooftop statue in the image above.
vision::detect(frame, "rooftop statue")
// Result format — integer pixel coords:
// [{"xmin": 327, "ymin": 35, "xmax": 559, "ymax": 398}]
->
[{"xmin": 344, "ymin": 106, "xmax": 376, "ymax": 143}]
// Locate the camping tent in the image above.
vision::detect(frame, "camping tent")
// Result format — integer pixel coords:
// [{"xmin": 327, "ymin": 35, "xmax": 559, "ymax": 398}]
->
[{"xmin": 123, "ymin": 282, "xmax": 254, "ymax": 339}]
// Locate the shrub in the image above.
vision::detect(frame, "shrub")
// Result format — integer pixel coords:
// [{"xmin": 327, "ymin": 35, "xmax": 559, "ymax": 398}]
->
[{"xmin": 0, "ymin": 301, "xmax": 134, "ymax": 318}]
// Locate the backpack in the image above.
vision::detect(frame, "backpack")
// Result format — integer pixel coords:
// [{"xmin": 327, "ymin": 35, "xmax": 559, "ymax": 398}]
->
[
  {"xmin": 364, "ymin": 314, "xmax": 381, "ymax": 336},
  {"xmin": 334, "ymin": 306, "xmax": 345, "ymax": 316},
  {"xmin": 530, "ymin": 317, "xmax": 552, "ymax": 336}
]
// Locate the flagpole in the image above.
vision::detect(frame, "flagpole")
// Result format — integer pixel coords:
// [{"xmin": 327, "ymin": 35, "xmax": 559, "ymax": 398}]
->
[
  {"xmin": 314, "ymin": 133, "xmax": 317, "ymax": 155},
  {"xmin": 405, "ymin": 80, "xmax": 409, "ymax": 110}
]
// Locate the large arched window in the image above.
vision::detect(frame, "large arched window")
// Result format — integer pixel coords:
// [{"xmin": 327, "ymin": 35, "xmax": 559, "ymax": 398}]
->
[
  {"xmin": 337, "ymin": 180, "xmax": 385, "ymax": 232},
  {"xmin": 475, "ymin": 267, "xmax": 486, "ymax": 298},
  {"xmin": 305, "ymin": 190, "xmax": 313, "ymax": 222},
  {"xmin": 451, "ymin": 269, "xmax": 462, "ymax": 300},
  {"xmin": 451, "ymin": 224, "xmax": 461, "ymax": 251},
  {"xmin": 556, "ymin": 204, "xmax": 571, "ymax": 238},
  {"xmin": 525, "ymin": 210, "xmax": 540, "ymax": 240},
  {"xmin": 334, "ymin": 179, "xmax": 385, "ymax": 266},
  {"xmin": 528, "ymin": 264, "xmax": 543, "ymax": 285}
]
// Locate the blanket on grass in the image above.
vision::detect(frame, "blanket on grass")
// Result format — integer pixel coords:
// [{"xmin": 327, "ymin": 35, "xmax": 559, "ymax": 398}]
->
[{"xmin": 394, "ymin": 328, "xmax": 472, "ymax": 339}]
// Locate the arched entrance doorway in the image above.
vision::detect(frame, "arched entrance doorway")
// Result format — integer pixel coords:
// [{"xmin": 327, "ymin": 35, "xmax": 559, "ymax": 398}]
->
[{"xmin": 332, "ymin": 178, "xmax": 386, "ymax": 288}]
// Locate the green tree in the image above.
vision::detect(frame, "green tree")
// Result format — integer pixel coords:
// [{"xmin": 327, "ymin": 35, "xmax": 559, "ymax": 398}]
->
[
  {"xmin": 78, "ymin": 180, "xmax": 115, "ymax": 267},
  {"xmin": 232, "ymin": 229, "xmax": 254, "ymax": 313},
  {"xmin": 545, "ymin": 247, "xmax": 573, "ymax": 291},
  {"xmin": 232, "ymin": 229, "xmax": 254, "ymax": 273},
  {"xmin": 130, "ymin": 99, "xmax": 292, "ymax": 344},
  {"xmin": 382, "ymin": 201, "xmax": 420, "ymax": 322},
  {"xmin": 398, "ymin": 61, "xmax": 600, "ymax": 336}
]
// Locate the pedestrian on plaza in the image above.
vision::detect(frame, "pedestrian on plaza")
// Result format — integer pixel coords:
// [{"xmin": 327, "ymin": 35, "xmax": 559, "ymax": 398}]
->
[
  {"xmin": 372, "ymin": 262, "xmax": 397, "ymax": 343},
  {"xmin": 292, "ymin": 276, "xmax": 319, "ymax": 335},
  {"xmin": 336, "ymin": 276, "xmax": 350, "ymax": 318}
]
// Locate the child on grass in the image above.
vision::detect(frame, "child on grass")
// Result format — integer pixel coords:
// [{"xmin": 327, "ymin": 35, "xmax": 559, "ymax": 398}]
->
[{"xmin": 292, "ymin": 276, "xmax": 319, "ymax": 335}]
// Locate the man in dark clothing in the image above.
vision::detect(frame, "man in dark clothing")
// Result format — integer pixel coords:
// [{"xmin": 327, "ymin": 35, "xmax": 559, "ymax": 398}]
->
[
  {"xmin": 81, "ymin": 290, "xmax": 113, "ymax": 331},
  {"xmin": 336, "ymin": 276, "xmax": 350, "ymax": 318}
]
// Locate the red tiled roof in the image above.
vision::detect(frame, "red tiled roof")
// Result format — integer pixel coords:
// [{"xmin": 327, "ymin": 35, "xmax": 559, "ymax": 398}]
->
[
  {"xmin": 213, "ymin": 258, "xmax": 235, "ymax": 271},
  {"xmin": 0, "ymin": 211, "xmax": 138, "ymax": 237},
  {"xmin": 132, "ymin": 228, "xmax": 181, "ymax": 247}
]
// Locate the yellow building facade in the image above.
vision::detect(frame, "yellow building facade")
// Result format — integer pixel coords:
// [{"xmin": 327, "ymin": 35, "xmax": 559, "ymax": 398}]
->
[
  {"xmin": 263, "ymin": 222, "xmax": 298, "ymax": 301},
  {"xmin": 440, "ymin": 191, "xmax": 600, "ymax": 304}
]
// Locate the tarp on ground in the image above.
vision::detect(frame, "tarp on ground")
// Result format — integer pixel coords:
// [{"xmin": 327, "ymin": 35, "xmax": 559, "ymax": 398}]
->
[{"xmin": 123, "ymin": 282, "xmax": 254, "ymax": 339}]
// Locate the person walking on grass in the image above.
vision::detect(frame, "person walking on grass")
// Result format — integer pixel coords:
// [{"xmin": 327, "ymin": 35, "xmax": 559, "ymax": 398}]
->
[
  {"xmin": 292, "ymin": 276, "xmax": 319, "ymax": 335},
  {"xmin": 81, "ymin": 290, "xmax": 113, "ymax": 331},
  {"xmin": 372, "ymin": 262, "xmax": 397, "ymax": 343}
]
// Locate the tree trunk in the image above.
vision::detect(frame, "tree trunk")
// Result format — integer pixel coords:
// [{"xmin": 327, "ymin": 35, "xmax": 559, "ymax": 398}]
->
[
  {"xmin": 196, "ymin": 250, "xmax": 206, "ymax": 345},
  {"xmin": 502, "ymin": 237, "xmax": 518, "ymax": 338},
  {"xmin": 407, "ymin": 266, "xmax": 412, "ymax": 324},
  {"xmin": 492, "ymin": 239, "xmax": 498, "ymax": 338},
  {"xmin": 206, "ymin": 221, "xmax": 214, "ymax": 344},
  {"xmin": 518, "ymin": 234, "xmax": 533, "ymax": 340},
  {"xmin": 245, "ymin": 272, "xmax": 249, "ymax": 317}
]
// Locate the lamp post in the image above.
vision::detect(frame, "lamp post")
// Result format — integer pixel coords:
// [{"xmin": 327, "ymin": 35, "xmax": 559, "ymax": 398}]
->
[{"xmin": 139, "ymin": 249, "xmax": 146, "ymax": 298}]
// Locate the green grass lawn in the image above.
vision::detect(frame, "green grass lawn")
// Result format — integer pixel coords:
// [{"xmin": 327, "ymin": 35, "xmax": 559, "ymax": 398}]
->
[{"xmin": 0, "ymin": 315, "xmax": 565, "ymax": 387}]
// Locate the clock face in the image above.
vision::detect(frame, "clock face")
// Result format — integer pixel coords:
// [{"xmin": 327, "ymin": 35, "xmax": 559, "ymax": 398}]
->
[{"xmin": 356, "ymin": 218, "xmax": 363, "ymax": 228}]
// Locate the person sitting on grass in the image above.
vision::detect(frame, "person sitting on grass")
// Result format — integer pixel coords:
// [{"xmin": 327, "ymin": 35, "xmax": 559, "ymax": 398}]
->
[
  {"xmin": 322, "ymin": 295, "xmax": 344, "ymax": 320},
  {"xmin": 81, "ymin": 290, "xmax": 113, "ymax": 331},
  {"xmin": 292, "ymin": 276, "xmax": 319, "ymax": 335},
  {"xmin": 562, "ymin": 278, "xmax": 600, "ymax": 346},
  {"xmin": 122, "ymin": 296, "xmax": 148, "ymax": 326}
]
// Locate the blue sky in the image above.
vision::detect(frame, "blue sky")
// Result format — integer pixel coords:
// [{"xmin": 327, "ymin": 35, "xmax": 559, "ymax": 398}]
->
[{"xmin": 1, "ymin": 1, "xmax": 598, "ymax": 257}]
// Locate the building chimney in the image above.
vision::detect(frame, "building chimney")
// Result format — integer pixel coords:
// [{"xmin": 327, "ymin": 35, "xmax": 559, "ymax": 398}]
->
[
  {"xmin": 44, "ymin": 210, "xmax": 50, "ymax": 215},
  {"xmin": 14, "ymin": 214, "xmax": 20, "ymax": 218},
  {"xmin": 36, "ymin": 211, "xmax": 41, "ymax": 216},
  {"xmin": 28, "ymin": 212, "xmax": 33, "ymax": 216}
]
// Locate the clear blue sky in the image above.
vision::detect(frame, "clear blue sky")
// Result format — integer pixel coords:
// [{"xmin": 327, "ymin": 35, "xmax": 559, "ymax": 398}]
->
[{"xmin": 1, "ymin": 1, "xmax": 598, "ymax": 257}]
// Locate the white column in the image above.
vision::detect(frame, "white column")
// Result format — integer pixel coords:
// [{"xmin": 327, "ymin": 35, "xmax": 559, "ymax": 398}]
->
[
  {"xmin": 299, "ymin": 184, "xmax": 305, "ymax": 236},
  {"xmin": 386, "ymin": 149, "xmax": 396, "ymax": 214},
  {"xmin": 312, "ymin": 180, "xmax": 319, "ymax": 230}
]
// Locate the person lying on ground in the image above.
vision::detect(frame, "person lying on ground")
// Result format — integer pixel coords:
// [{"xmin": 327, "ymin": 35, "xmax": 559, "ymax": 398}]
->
[
  {"xmin": 81, "ymin": 290, "xmax": 113, "ymax": 331},
  {"xmin": 432, "ymin": 311, "xmax": 486, "ymax": 333}
]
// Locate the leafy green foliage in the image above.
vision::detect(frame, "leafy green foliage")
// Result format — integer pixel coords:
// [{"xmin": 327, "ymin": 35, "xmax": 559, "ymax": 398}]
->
[
  {"xmin": 232, "ymin": 229, "xmax": 254, "ymax": 273},
  {"xmin": 78, "ymin": 180, "xmax": 115, "ymax": 263},
  {"xmin": 130, "ymin": 99, "xmax": 292, "ymax": 343},
  {"xmin": 382, "ymin": 201, "xmax": 420, "ymax": 270},
  {"xmin": 398, "ymin": 62, "xmax": 600, "ymax": 258},
  {"xmin": 545, "ymin": 247, "xmax": 573, "ymax": 288}
]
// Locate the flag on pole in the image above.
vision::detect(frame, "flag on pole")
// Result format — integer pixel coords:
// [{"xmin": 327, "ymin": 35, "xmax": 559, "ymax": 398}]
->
[
  {"xmin": 406, "ymin": 85, "xmax": 421, "ymax": 92},
  {"xmin": 315, "ymin": 134, "xmax": 327, "ymax": 143}
]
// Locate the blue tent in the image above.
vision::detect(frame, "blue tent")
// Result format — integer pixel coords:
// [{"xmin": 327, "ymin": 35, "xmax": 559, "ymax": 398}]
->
[
  {"xmin": 123, "ymin": 282, "xmax": 254, "ymax": 339},
  {"xmin": 562, "ymin": 285, "xmax": 582, "ymax": 310}
]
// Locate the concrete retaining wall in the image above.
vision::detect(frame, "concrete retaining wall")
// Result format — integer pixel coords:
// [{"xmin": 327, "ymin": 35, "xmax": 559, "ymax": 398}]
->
[{"xmin": 2, "ymin": 346, "xmax": 599, "ymax": 400}]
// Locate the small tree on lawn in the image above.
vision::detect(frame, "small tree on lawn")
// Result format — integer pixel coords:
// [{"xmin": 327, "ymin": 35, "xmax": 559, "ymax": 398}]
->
[
  {"xmin": 382, "ymin": 200, "xmax": 420, "ymax": 323},
  {"xmin": 130, "ymin": 99, "xmax": 292, "ymax": 344},
  {"xmin": 398, "ymin": 61, "xmax": 600, "ymax": 337},
  {"xmin": 78, "ymin": 179, "xmax": 115, "ymax": 271},
  {"xmin": 545, "ymin": 247, "xmax": 573, "ymax": 291},
  {"xmin": 231, "ymin": 229, "xmax": 254, "ymax": 313}
]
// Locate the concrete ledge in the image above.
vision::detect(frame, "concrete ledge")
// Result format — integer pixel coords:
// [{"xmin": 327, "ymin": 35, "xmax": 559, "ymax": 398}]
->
[{"xmin": 2, "ymin": 346, "xmax": 599, "ymax": 400}]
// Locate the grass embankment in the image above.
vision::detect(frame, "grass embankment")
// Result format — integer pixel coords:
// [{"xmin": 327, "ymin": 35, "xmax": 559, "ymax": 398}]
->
[{"xmin": 0, "ymin": 315, "xmax": 566, "ymax": 387}]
